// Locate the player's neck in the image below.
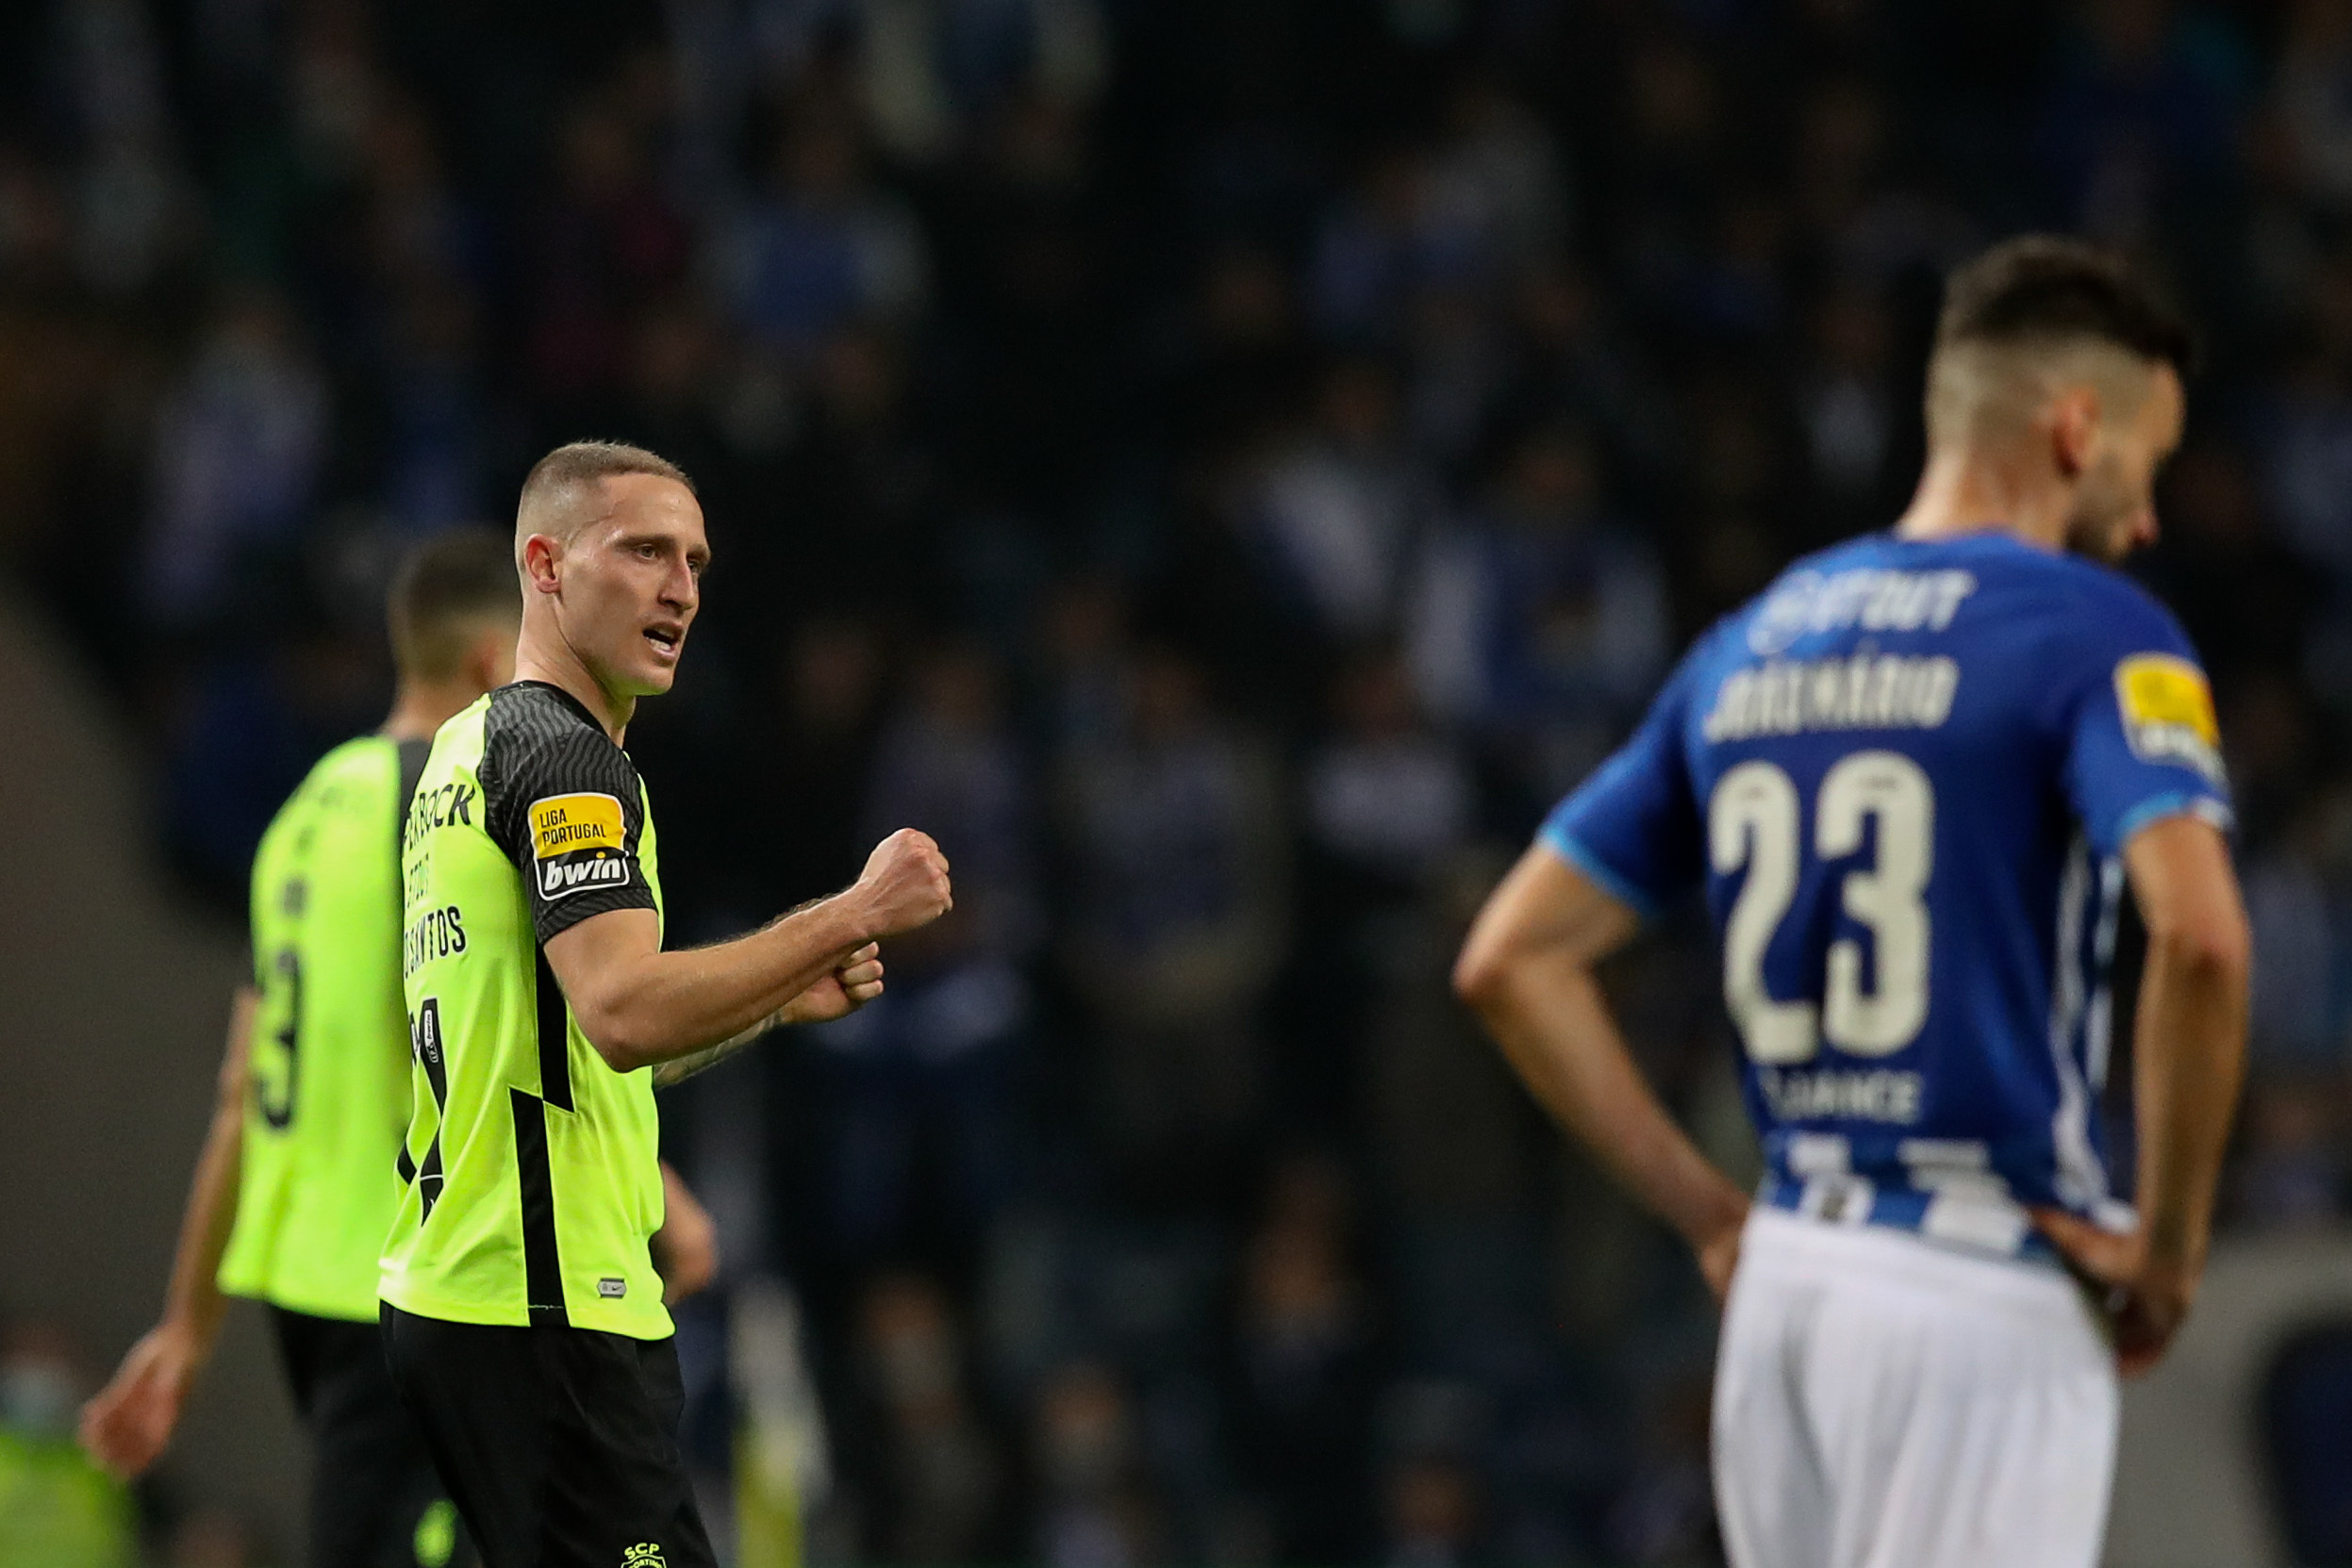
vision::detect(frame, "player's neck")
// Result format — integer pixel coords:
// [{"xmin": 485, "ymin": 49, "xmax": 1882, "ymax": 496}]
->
[
  {"xmin": 513, "ymin": 626, "xmax": 634, "ymax": 745},
  {"xmin": 1892, "ymin": 447, "xmax": 2070, "ymax": 553},
  {"xmin": 381, "ymin": 678, "xmax": 486, "ymax": 743}
]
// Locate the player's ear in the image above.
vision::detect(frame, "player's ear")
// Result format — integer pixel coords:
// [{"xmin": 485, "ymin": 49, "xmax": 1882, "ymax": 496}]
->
[
  {"xmin": 521, "ymin": 534, "xmax": 563, "ymax": 593},
  {"xmin": 2047, "ymin": 385, "xmax": 2101, "ymax": 479}
]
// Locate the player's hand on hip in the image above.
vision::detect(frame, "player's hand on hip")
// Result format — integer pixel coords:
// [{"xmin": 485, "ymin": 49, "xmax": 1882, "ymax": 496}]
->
[
  {"xmin": 851, "ymin": 828, "xmax": 952, "ymax": 938},
  {"xmin": 654, "ymin": 1176, "xmax": 722, "ymax": 1306},
  {"xmin": 780, "ymin": 943, "xmax": 886, "ymax": 1025},
  {"xmin": 2031, "ymin": 1207, "xmax": 2195, "ymax": 1378},
  {"xmin": 78, "ymin": 1320, "xmax": 203, "ymax": 1477},
  {"xmin": 1693, "ymin": 1209, "xmax": 1747, "ymax": 1306}
]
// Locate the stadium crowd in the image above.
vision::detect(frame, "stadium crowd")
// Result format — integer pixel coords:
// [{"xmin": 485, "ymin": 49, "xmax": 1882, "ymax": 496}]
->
[{"xmin": 5, "ymin": 0, "xmax": 2352, "ymax": 1560}]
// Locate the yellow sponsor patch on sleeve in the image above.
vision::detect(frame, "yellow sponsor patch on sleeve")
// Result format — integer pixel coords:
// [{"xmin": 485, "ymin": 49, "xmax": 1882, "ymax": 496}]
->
[
  {"xmin": 529, "ymin": 793, "xmax": 624, "ymax": 860},
  {"xmin": 2113, "ymin": 653, "xmax": 2226, "ymax": 785}
]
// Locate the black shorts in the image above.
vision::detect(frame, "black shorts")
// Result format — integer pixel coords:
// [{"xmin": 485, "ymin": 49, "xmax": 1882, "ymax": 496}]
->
[
  {"xmin": 270, "ymin": 1305, "xmax": 472, "ymax": 1568},
  {"xmin": 380, "ymin": 1304, "xmax": 717, "ymax": 1568}
]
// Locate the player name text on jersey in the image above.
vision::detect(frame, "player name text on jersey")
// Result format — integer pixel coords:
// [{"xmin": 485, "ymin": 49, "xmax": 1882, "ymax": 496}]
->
[{"xmin": 1702, "ymin": 652, "xmax": 1961, "ymax": 742}]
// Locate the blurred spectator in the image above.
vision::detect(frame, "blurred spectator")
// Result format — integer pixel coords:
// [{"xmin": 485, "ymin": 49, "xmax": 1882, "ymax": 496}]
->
[
  {"xmin": 370, "ymin": 281, "xmax": 489, "ymax": 535},
  {"xmin": 1309, "ymin": 149, "xmax": 1435, "ymax": 346},
  {"xmin": 347, "ymin": 97, "xmax": 483, "ymax": 303},
  {"xmin": 1035, "ymin": 575, "xmax": 1131, "ymax": 753},
  {"xmin": 1058, "ymin": 650, "xmax": 1286, "ymax": 1209},
  {"xmin": 760, "ymin": 617, "xmax": 890, "ymax": 902},
  {"xmin": 804, "ymin": 643, "xmax": 1039, "ymax": 1275},
  {"xmin": 1033, "ymin": 1362, "xmax": 1160, "ymax": 1568},
  {"xmin": 1406, "ymin": 416, "xmax": 1666, "ymax": 797},
  {"xmin": 1383, "ymin": 1457, "xmax": 1480, "ymax": 1568},
  {"xmin": 2254, "ymin": 256, "xmax": 2352, "ymax": 586},
  {"xmin": 1160, "ymin": 244, "xmax": 1312, "ymax": 463},
  {"xmin": 2035, "ymin": 0, "xmax": 2252, "ymax": 246},
  {"xmin": 2277, "ymin": 0, "xmax": 2352, "ymax": 209},
  {"xmin": 141, "ymin": 292, "xmax": 328, "ymax": 630},
  {"xmin": 748, "ymin": 326, "xmax": 936, "ymax": 607},
  {"xmin": 1248, "ymin": 356, "xmax": 1434, "ymax": 645},
  {"xmin": 849, "ymin": 1274, "xmax": 1003, "ymax": 1562},
  {"xmin": 1306, "ymin": 652, "xmax": 1474, "ymax": 895},
  {"xmin": 1366, "ymin": 852, "xmax": 1553, "ymax": 1385},
  {"xmin": 721, "ymin": 111, "xmax": 928, "ymax": 357},
  {"xmin": 2244, "ymin": 793, "xmax": 2344, "ymax": 1071},
  {"xmin": 1793, "ymin": 284, "xmax": 1902, "ymax": 535},
  {"xmin": 523, "ymin": 98, "xmax": 693, "ymax": 413},
  {"xmin": 2145, "ymin": 437, "xmax": 2313, "ymax": 678},
  {"xmin": 1502, "ymin": 265, "xmax": 1674, "ymax": 484},
  {"xmin": 1225, "ymin": 1154, "xmax": 1379, "ymax": 1566},
  {"xmin": 2236, "ymin": 1083, "xmax": 2349, "ymax": 1230},
  {"xmin": 55, "ymin": 0, "xmax": 193, "ymax": 295},
  {"xmin": 1426, "ymin": 76, "xmax": 1569, "ymax": 274}
]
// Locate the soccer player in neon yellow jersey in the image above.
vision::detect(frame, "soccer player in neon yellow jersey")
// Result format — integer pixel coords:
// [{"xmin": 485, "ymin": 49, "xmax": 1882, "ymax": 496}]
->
[
  {"xmin": 383, "ymin": 441, "xmax": 952, "ymax": 1566},
  {"xmin": 80, "ymin": 533, "xmax": 720, "ymax": 1567}
]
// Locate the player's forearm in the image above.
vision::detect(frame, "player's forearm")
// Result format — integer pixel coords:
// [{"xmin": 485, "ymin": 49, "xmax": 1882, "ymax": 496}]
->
[
  {"xmin": 2131, "ymin": 927, "xmax": 2250, "ymax": 1271},
  {"xmin": 1476, "ymin": 954, "xmax": 1749, "ymax": 1246},
  {"xmin": 650, "ymin": 1012, "xmax": 782, "ymax": 1088},
  {"xmin": 584, "ymin": 896, "xmax": 870, "ymax": 1070},
  {"xmin": 159, "ymin": 989, "xmax": 257, "ymax": 1351}
]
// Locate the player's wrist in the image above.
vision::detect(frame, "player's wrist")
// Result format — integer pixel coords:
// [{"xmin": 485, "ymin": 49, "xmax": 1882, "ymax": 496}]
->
[
  {"xmin": 148, "ymin": 1315, "xmax": 213, "ymax": 1375},
  {"xmin": 1676, "ymin": 1185, "xmax": 1751, "ymax": 1250},
  {"xmin": 2139, "ymin": 1229, "xmax": 2206, "ymax": 1283},
  {"xmin": 832, "ymin": 883, "xmax": 896, "ymax": 948}
]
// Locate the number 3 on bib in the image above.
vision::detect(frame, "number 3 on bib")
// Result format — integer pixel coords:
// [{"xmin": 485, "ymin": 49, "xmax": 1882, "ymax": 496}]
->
[{"xmin": 1709, "ymin": 751, "xmax": 1933, "ymax": 1065}]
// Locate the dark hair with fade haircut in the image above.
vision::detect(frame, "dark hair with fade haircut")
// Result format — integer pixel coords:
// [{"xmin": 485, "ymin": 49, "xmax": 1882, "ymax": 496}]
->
[
  {"xmin": 520, "ymin": 439, "xmax": 697, "ymax": 504},
  {"xmin": 1935, "ymin": 236, "xmax": 2197, "ymax": 373},
  {"xmin": 389, "ymin": 529, "xmax": 521, "ymax": 680}
]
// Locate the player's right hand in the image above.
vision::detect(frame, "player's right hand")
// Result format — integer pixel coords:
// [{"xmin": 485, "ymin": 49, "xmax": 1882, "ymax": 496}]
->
[
  {"xmin": 2030, "ymin": 1207, "xmax": 2195, "ymax": 1378},
  {"xmin": 78, "ymin": 1320, "xmax": 204, "ymax": 1478},
  {"xmin": 852, "ymin": 828, "xmax": 952, "ymax": 938}
]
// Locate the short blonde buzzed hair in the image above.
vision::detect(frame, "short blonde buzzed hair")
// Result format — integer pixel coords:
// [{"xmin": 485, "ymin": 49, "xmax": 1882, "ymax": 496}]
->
[{"xmin": 515, "ymin": 440, "xmax": 697, "ymax": 561}]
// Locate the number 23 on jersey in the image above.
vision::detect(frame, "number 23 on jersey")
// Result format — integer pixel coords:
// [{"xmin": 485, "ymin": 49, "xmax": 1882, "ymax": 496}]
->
[{"xmin": 1710, "ymin": 750, "xmax": 1934, "ymax": 1066}]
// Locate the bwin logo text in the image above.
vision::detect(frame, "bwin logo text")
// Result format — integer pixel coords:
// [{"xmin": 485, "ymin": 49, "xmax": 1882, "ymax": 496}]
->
[{"xmin": 541, "ymin": 855, "xmax": 628, "ymax": 898}]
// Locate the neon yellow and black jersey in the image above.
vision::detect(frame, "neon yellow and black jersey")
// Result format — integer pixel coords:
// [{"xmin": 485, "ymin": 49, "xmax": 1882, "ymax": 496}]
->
[
  {"xmin": 217, "ymin": 734, "xmax": 429, "ymax": 1323},
  {"xmin": 382, "ymin": 681, "xmax": 671, "ymax": 1339}
]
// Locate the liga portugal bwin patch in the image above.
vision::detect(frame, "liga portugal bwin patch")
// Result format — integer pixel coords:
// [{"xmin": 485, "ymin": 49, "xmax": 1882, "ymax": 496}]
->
[
  {"xmin": 528, "ymin": 792, "xmax": 631, "ymax": 900},
  {"xmin": 2112, "ymin": 653, "xmax": 2227, "ymax": 788}
]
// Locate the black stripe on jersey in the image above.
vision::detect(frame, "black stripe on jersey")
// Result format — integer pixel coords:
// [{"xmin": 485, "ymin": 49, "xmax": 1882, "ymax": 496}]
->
[
  {"xmin": 416, "ymin": 1138, "xmax": 445, "ymax": 1221},
  {"xmin": 534, "ymin": 946, "xmax": 573, "ymax": 1113},
  {"xmin": 411, "ymin": 997, "xmax": 451, "ymax": 1221},
  {"xmin": 509, "ymin": 1087, "xmax": 569, "ymax": 1327},
  {"xmin": 395, "ymin": 737, "xmax": 433, "ymax": 859}
]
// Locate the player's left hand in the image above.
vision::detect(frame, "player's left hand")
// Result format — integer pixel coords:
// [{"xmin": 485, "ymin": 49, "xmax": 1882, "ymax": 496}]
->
[
  {"xmin": 654, "ymin": 1171, "xmax": 721, "ymax": 1306},
  {"xmin": 2030, "ymin": 1207, "xmax": 2196, "ymax": 1378},
  {"xmin": 778, "ymin": 944, "xmax": 886, "ymax": 1026},
  {"xmin": 1694, "ymin": 1213, "xmax": 1747, "ymax": 1306},
  {"xmin": 78, "ymin": 1321, "xmax": 203, "ymax": 1477}
]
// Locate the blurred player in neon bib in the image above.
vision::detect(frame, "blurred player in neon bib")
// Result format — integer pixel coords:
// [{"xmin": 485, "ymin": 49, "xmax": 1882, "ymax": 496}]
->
[{"xmin": 1457, "ymin": 237, "xmax": 2250, "ymax": 1568}]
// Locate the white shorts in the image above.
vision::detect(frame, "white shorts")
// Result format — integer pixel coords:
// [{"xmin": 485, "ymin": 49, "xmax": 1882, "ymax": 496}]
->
[{"xmin": 1713, "ymin": 1207, "xmax": 2119, "ymax": 1568}]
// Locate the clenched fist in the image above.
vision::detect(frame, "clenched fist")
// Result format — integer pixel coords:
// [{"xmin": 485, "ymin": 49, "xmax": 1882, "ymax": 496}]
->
[{"xmin": 852, "ymin": 828, "xmax": 952, "ymax": 938}]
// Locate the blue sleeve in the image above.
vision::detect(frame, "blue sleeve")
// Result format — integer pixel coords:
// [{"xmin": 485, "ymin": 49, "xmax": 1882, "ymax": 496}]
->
[
  {"xmin": 1538, "ymin": 651, "xmax": 1705, "ymax": 919},
  {"xmin": 2059, "ymin": 586, "xmax": 2235, "ymax": 857}
]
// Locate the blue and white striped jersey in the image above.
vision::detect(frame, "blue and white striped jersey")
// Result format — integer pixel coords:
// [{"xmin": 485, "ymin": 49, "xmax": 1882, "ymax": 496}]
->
[{"xmin": 1543, "ymin": 531, "xmax": 2234, "ymax": 1258}]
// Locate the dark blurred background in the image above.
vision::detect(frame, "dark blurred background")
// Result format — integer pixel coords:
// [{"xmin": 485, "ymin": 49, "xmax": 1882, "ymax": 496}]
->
[{"xmin": 6, "ymin": 0, "xmax": 2352, "ymax": 1562}]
